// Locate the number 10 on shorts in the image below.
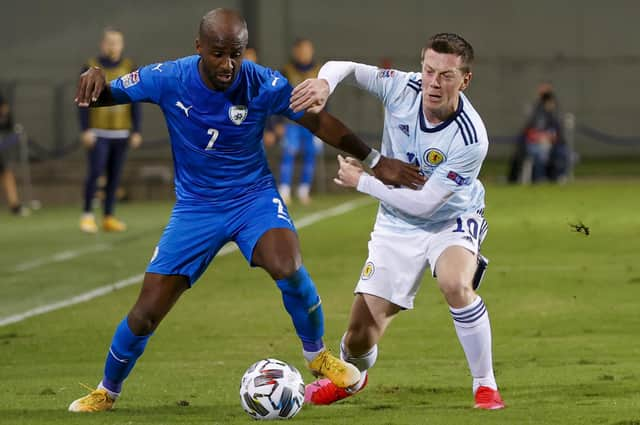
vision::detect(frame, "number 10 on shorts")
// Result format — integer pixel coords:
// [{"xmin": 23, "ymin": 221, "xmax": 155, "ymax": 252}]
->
[{"xmin": 453, "ymin": 216, "xmax": 480, "ymax": 240}]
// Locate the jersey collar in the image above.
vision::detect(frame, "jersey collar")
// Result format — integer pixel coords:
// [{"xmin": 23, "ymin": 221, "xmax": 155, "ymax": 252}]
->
[{"xmin": 419, "ymin": 95, "xmax": 464, "ymax": 133}]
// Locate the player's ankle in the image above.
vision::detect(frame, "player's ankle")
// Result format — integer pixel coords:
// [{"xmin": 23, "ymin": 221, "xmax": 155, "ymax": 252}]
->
[
  {"xmin": 98, "ymin": 380, "xmax": 120, "ymax": 400},
  {"xmin": 473, "ymin": 377, "xmax": 497, "ymax": 393},
  {"xmin": 303, "ymin": 342, "xmax": 325, "ymax": 363}
]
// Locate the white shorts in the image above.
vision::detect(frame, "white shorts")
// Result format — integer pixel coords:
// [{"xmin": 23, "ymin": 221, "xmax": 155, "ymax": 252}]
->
[{"xmin": 354, "ymin": 211, "xmax": 488, "ymax": 309}]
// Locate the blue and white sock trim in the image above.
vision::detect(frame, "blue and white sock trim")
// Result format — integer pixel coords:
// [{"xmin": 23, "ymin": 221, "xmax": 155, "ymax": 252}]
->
[{"xmin": 450, "ymin": 296, "xmax": 486, "ymax": 326}]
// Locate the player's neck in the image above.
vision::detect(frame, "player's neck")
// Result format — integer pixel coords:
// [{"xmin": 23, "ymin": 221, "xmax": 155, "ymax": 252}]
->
[{"xmin": 422, "ymin": 96, "xmax": 460, "ymax": 125}]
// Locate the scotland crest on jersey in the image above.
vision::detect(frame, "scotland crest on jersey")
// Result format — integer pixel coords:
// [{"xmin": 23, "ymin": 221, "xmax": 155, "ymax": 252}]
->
[{"xmin": 229, "ymin": 105, "xmax": 248, "ymax": 125}]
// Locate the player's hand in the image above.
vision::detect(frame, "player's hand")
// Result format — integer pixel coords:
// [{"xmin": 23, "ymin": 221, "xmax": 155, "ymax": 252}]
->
[
  {"xmin": 333, "ymin": 154, "xmax": 364, "ymax": 188},
  {"xmin": 80, "ymin": 130, "xmax": 97, "ymax": 149},
  {"xmin": 75, "ymin": 67, "xmax": 107, "ymax": 107},
  {"xmin": 129, "ymin": 132, "xmax": 143, "ymax": 149},
  {"xmin": 372, "ymin": 156, "xmax": 425, "ymax": 188},
  {"xmin": 290, "ymin": 78, "xmax": 330, "ymax": 114}
]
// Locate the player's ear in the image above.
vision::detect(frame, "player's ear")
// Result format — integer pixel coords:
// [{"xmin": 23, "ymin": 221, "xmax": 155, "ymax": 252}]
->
[
  {"xmin": 460, "ymin": 71, "xmax": 472, "ymax": 91},
  {"xmin": 195, "ymin": 38, "xmax": 202, "ymax": 54}
]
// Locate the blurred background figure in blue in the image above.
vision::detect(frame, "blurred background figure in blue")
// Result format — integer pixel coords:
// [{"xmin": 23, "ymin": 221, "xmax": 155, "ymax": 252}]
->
[{"xmin": 278, "ymin": 38, "xmax": 321, "ymax": 204}]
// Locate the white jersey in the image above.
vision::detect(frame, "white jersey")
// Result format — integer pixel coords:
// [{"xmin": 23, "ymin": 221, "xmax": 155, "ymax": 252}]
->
[{"xmin": 332, "ymin": 64, "xmax": 488, "ymax": 232}]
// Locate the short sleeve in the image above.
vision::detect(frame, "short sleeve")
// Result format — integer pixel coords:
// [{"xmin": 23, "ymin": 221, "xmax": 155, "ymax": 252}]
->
[
  {"xmin": 265, "ymin": 69, "xmax": 304, "ymax": 121},
  {"xmin": 110, "ymin": 63, "xmax": 164, "ymax": 104}
]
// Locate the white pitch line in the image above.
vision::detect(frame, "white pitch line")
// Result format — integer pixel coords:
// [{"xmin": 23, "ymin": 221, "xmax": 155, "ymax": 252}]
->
[
  {"xmin": 0, "ymin": 198, "xmax": 372, "ymax": 327},
  {"xmin": 14, "ymin": 244, "xmax": 111, "ymax": 272},
  {"xmin": 0, "ymin": 274, "xmax": 144, "ymax": 327}
]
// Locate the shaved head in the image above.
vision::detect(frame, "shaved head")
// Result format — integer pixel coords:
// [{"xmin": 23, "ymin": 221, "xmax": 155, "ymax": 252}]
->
[
  {"xmin": 199, "ymin": 8, "xmax": 248, "ymax": 45},
  {"xmin": 196, "ymin": 9, "xmax": 248, "ymax": 91}
]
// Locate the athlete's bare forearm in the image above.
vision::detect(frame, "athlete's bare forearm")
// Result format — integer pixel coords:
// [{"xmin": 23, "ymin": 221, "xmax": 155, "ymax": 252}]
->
[{"xmin": 296, "ymin": 110, "xmax": 370, "ymax": 160}]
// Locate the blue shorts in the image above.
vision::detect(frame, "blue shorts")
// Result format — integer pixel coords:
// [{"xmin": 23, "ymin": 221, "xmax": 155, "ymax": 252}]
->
[{"xmin": 147, "ymin": 185, "xmax": 295, "ymax": 285}]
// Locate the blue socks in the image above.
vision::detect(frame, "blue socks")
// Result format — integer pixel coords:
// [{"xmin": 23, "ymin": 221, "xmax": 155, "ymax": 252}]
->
[
  {"xmin": 102, "ymin": 318, "xmax": 151, "ymax": 395},
  {"xmin": 101, "ymin": 267, "xmax": 323, "ymax": 395},
  {"xmin": 276, "ymin": 266, "xmax": 325, "ymax": 353}
]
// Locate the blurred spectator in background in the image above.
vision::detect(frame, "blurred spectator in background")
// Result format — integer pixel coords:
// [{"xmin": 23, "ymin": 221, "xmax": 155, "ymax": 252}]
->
[
  {"xmin": 79, "ymin": 27, "xmax": 142, "ymax": 233},
  {"xmin": 0, "ymin": 92, "xmax": 28, "ymax": 216},
  {"xmin": 278, "ymin": 38, "xmax": 321, "ymax": 204},
  {"xmin": 508, "ymin": 84, "xmax": 567, "ymax": 183},
  {"xmin": 243, "ymin": 46, "xmax": 258, "ymax": 63}
]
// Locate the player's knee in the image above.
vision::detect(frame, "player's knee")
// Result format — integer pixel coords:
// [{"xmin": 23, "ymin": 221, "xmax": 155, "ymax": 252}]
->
[
  {"xmin": 275, "ymin": 266, "xmax": 318, "ymax": 304},
  {"xmin": 127, "ymin": 307, "xmax": 161, "ymax": 335},
  {"xmin": 438, "ymin": 275, "xmax": 474, "ymax": 304},
  {"xmin": 265, "ymin": 256, "xmax": 300, "ymax": 281}
]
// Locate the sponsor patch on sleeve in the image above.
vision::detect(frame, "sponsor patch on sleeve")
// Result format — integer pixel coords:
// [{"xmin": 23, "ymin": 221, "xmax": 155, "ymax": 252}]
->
[
  {"xmin": 377, "ymin": 69, "xmax": 395, "ymax": 78},
  {"xmin": 447, "ymin": 171, "xmax": 471, "ymax": 186},
  {"xmin": 121, "ymin": 70, "xmax": 140, "ymax": 88}
]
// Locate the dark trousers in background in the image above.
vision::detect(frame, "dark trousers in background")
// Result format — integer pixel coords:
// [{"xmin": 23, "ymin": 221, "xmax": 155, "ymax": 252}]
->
[{"xmin": 83, "ymin": 137, "xmax": 129, "ymax": 215}]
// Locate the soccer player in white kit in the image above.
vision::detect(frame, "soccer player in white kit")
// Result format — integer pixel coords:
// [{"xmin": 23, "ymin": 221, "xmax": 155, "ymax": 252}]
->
[{"xmin": 290, "ymin": 33, "xmax": 505, "ymax": 409}]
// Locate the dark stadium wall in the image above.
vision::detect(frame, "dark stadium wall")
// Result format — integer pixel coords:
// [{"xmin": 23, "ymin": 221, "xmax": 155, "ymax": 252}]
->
[{"xmin": 0, "ymin": 0, "xmax": 639, "ymax": 158}]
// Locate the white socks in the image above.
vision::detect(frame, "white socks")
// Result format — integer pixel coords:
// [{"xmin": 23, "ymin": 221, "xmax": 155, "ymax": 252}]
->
[
  {"xmin": 98, "ymin": 381, "xmax": 120, "ymax": 400},
  {"xmin": 450, "ymin": 296, "xmax": 497, "ymax": 393},
  {"xmin": 340, "ymin": 334, "xmax": 377, "ymax": 391}
]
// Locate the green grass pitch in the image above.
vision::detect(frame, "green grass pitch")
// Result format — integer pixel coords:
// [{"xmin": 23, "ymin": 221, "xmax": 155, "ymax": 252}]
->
[{"xmin": 1, "ymin": 182, "xmax": 639, "ymax": 424}]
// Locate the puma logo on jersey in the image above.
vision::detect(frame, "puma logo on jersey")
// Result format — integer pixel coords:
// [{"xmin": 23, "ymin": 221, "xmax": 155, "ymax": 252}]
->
[
  {"xmin": 152, "ymin": 63, "xmax": 163, "ymax": 72},
  {"xmin": 175, "ymin": 101, "xmax": 193, "ymax": 117},
  {"xmin": 271, "ymin": 77, "xmax": 280, "ymax": 87}
]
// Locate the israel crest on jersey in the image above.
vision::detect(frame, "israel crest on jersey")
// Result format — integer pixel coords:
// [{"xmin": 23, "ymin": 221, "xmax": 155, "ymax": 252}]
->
[{"xmin": 228, "ymin": 105, "xmax": 248, "ymax": 125}]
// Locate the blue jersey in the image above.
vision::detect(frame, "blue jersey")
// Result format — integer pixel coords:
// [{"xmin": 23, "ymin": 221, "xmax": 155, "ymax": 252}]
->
[{"xmin": 110, "ymin": 56, "xmax": 304, "ymax": 202}]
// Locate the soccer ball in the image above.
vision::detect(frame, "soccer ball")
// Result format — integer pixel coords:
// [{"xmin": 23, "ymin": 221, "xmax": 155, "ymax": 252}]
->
[{"xmin": 239, "ymin": 358, "xmax": 305, "ymax": 420}]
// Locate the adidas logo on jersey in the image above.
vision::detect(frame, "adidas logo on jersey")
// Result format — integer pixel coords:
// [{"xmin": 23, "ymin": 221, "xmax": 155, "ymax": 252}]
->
[{"xmin": 398, "ymin": 124, "xmax": 410, "ymax": 136}]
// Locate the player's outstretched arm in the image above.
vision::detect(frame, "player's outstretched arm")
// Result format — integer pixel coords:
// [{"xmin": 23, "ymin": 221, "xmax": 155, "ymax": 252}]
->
[
  {"xmin": 290, "ymin": 61, "xmax": 389, "ymax": 114},
  {"xmin": 334, "ymin": 155, "xmax": 453, "ymax": 218},
  {"xmin": 74, "ymin": 67, "xmax": 120, "ymax": 107},
  {"xmin": 296, "ymin": 111, "xmax": 425, "ymax": 188}
]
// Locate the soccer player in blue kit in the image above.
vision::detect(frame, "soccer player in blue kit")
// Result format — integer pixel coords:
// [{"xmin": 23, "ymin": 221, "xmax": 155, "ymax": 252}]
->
[{"xmin": 68, "ymin": 9, "xmax": 424, "ymax": 412}]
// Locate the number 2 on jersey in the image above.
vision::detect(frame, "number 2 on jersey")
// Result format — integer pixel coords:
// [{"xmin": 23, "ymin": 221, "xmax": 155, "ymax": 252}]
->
[
  {"xmin": 273, "ymin": 197, "xmax": 291, "ymax": 223},
  {"xmin": 205, "ymin": 128, "xmax": 219, "ymax": 150}
]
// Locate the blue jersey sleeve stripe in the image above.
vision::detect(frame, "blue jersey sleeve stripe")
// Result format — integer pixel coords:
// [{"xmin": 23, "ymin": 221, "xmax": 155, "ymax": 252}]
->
[
  {"xmin": 455, "ymin": 119, "xmax": 470, "ymax": 146},
  {"xmin": 460, "ymin": 111, "xmax": 478, "ymax": 144},
  {"xmin": 456, "ymin": 116, "xmax": 474, "ymax": 145}
]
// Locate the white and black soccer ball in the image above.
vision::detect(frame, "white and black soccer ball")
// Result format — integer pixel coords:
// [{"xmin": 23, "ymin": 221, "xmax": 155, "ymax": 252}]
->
[{"xmin": 239, "ymin": 358, "xmax": 305, "ymax": 420}]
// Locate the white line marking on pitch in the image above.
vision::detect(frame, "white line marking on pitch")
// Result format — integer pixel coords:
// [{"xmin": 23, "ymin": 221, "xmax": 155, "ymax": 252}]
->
[
  {"xmin": 0, "ymin": 198, "xmax": 372, "ymax": 327},
  {"xmin": 14, "ymin": 244, "xmax": 111, "ymax": 272}
]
